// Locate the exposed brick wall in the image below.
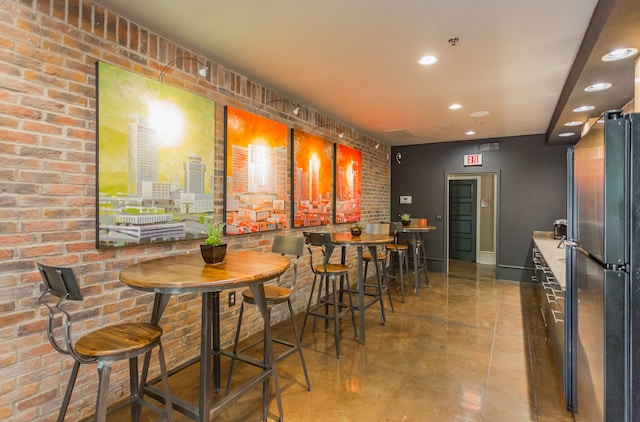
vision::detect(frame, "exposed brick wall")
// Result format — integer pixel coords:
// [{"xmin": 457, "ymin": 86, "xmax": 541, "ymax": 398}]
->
[{"xmin": 0, "ymin": 0, "xmax": 390, "ymax": 420}]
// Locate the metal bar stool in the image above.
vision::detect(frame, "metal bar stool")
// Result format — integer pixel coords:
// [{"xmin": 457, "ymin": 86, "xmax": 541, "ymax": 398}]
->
[
  {"xmin": 37, "ymin": 263, "xmax": 173, "ymax": 422},
  {"xmin": 407, "ymin": 230, "xmax": 430, "ymax": 292},
  {"xmin": 224, "ymin": 235, "xmax": 311, "ymax": 394},
  {"xmin": 362, "ymin": 223, "xmax": 394, "ymax": 312},
  {"xmin": 385, "ymin": 222, "xmax": 411, "ymax": 302},
  {"xmin": 301, "ymin": 232, "xmax": 357, "ymax": 359}
]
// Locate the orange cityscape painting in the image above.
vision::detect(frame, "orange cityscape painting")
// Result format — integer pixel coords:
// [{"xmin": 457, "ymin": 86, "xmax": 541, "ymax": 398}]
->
[
  {"xmin": 334, "ymin": 143, "xmax": 361, "ymax": 224},
  {"xmin": 224, "ymin": 106, "xmax": 289, "ymax": 235},
  {"xmin": 292, "ymin": 129, "xmax": 333, "ymax": 228}
]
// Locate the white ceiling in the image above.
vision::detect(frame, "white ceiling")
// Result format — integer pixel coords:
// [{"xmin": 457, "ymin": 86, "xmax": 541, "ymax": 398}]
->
[{"xmin": 94, "ymin": 0, "xmax": 607, "ymax": 146}]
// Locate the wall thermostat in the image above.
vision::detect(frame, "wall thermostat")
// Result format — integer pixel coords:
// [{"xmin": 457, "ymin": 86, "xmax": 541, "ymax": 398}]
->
[{"xmin": 399, "ymin": 195, "xmax": 412, "ymax": 204}]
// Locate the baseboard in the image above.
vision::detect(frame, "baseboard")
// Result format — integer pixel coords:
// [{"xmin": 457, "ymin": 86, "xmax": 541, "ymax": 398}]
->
[{"xmin": 477, "ymin": 251, "xmax": 495, "ymax": 265}]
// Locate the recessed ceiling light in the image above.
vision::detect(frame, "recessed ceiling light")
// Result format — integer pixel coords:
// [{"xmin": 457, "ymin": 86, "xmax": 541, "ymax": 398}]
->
[
  {"xmin": 584, "ymin": 82, "xmax": 612, "ymax": 92},
  {"xmin": 559, "ymin": 132, "xmax": 575, "ymax": 137},
  {"xmin": 572, "ymin": 105, "xmax": 595, "ymax": 113},
  {"xmin": 602, "ymin": 48, "xmax": 638, "ymax": 62},
  {"xmin": 470, "ymin": 111, "xmax": 489, "ymax": 117},
  {"xmin": 564, "ymin": 121, "xmax": 583, "ymax": 126},
  {"xmin": 449, "ymin": 104, "xmax": 462, "ymax": 110},
  {"xmin": 418, "ymin": 55, "xmax": 438, "ymax": 65},
  {"xmin": 465, "ymin": 130, "xmax": 476, "ymax": 136}
]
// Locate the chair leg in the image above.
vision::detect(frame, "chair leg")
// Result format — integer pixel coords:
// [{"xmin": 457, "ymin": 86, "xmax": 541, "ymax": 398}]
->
[
  {"xmin": 330, "ymin": 275, "xmax": 341, "ymax": 359},
  {"xmin": 157, "ymin": 341, "xmax": 174, "ymax": 422},
  {"xmin": 363, "ymin": 260, "xmax": 370, "ymax": 282},
  {"xmin": 313, "ymin": 275, "xmax": 327, "ymax": 332},
  {"xmin": 313, "ymin": 275, "xmax": 328, "ymax": 332},
  {"xmin": 95, "ymin": 361, "xmax": 112, "ymax": 422},
  {"xmin": 373, "ymin": 256, "xmax": 386, "ymax": 325},
  {"xmin": 343, "ymin": 273, "xmax": 358, "ymax": 341},
  {"xmin": 129, "ymin": 356, "xmax": 140, "ymax": 421},
  {"xmin": 398, "ymin": 251, "xmax": 406, "ymax": 303},
  {"xmin": 419, "ymin": 240, "xmax": 429, "ymax": 286},
  {"xmin": 287, "ymin": 299, "xmax": 311, "ymax": 391},
  {"xmin": 226, "ymin": 301, "xmax": 245, "ymax": 394},
  {"xmin": 300, "ymin": 274, "xmax": 319, "ymax": 343},
  {"xmin": 379, "ymin": 258, "xmax": 394, "ymax": 313},
  {"xmin": 57, "ymin": 360, "xmax": 80, "ymax": 422},
  {"xmin": 322, "ymin": 276, "xmax": 330, "ymax": 331}
]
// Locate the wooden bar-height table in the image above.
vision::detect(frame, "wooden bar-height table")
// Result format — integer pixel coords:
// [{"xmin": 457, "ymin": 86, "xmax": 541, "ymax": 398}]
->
[
  {"xmin": 119, "ymin": 251, "xmax": 290, "ymax": 422},
  {"xmin": 399, "ymin": 220, "xmax": 436, "ymax": 296},
  {"xmin": 330, "ymin": 232, "xmax": 393, "ymax": 344}
]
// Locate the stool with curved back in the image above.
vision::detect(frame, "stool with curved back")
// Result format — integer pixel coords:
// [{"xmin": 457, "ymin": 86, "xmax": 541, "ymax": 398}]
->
[
  {"xmin": 406, "ymin": 218, "xmax": 430, "ymax": 290},
  {"xmin": 385, "ymin": 222, "xmax": 411, "ymax": 302},
  {"xmin": 362, "ymin": 222, "xmax": 394, "ymax": 312},
  {"xmin": 301, "ymin": 231, "xmax": 357, "ymax": 359},
  {"xmin": 224, "ymin": 235, "xmax": 311, "ymax": 393},
  {"xmin": 36, "ymin": 263, "xmax": 173, "ymax": 422}
]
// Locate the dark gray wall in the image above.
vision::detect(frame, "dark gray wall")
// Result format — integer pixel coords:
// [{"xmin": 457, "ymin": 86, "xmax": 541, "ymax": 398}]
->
[{"xmin": 391, "ymin": 134, "xmax": 568, "ymax": 281}]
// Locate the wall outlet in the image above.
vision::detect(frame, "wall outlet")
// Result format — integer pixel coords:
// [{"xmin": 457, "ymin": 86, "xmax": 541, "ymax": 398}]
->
[
  {"xmin": 400, "ymin": 195, "xmax": 412, "ymax": 204},
  {"xmin": 435, "ymin": 213, "xmax": 443, "ymax": 221},
  {"xmin": 228, "ymin": 291, "xmax": 236, "ymax": 307}
]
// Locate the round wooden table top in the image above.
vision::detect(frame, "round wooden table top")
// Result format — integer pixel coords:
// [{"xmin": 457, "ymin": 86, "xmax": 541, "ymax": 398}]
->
[
  {"xmin": 330, "ymin": 232, "xmax": 393, "ymax": 245},
  {"xmin": 119, "ymin": 250, "xmax": 290, "ymax": 293}
]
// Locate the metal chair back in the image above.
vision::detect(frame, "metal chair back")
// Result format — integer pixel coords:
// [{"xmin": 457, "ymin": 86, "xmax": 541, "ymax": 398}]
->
[
  {"xmin": 388, "ymin": 222, "xmax": 401, "ymax": 245},
  {"xmin": 303, "ymin": 232, "xmax": 335, "ymax": 273},
  {"xmin": 38, "ymin": 263, "xmax": 83, "ymax": 301},
  {"xmin": 365, "ymin": 223, "xmax": 390, "ymax": 235},
  {"xmin": 271, "ymin": 235, "xmax": 305, "ymax": 285},
  {"xmin": 271, "ymin": 235, "xmax": 305, "ymax": 257},
  {"xmin": 37, "ymin": 263, "xmax": 82, "ymax": 359}
]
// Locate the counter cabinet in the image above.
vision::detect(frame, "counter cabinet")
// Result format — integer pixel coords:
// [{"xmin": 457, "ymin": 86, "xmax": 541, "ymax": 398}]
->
[{"xmin": 532, "ymin": 240, "xmax": 565, "ymax": 380}]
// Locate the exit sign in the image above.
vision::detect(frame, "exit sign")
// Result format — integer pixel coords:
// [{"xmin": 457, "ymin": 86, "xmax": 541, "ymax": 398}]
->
[{"xmin": 464, "ymin": 154, "xmax": 483, "ymax": 166}]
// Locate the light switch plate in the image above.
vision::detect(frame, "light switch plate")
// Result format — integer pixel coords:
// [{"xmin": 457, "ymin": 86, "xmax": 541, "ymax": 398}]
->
[{"xmin": 400, "ymin": 195, "xmax": 412, "ymax": 204}]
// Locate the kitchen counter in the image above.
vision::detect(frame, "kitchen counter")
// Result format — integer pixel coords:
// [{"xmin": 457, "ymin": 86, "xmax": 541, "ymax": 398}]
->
[{"xmin": 532, "ymin": 231, "xmax": 567, "ymax": 290}]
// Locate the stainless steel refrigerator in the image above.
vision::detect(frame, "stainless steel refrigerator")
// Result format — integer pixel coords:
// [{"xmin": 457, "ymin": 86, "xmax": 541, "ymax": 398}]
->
[{"xmin": 566, "ymin": 110, "xmax": 640, "ymax": 421}]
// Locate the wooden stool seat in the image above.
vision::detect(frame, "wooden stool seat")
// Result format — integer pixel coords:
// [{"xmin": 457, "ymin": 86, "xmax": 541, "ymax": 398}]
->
[
  {"xmin": 386, "ymin": 243, "xmax": 409, "ymax": 251},
  {"xmin": 312, "ymin": 263, "xmax": 349, "ymax": 273},
  {"xmin": 362, "ymin": 251, "xmax": 387, "ymax": 261},
  {"xmin": 75, "ymin": 323, "xmax": 163, "ymax": 359},
  {"xmin": 241, "ymin": 285, "xmax": 291, "ymax": 306}
]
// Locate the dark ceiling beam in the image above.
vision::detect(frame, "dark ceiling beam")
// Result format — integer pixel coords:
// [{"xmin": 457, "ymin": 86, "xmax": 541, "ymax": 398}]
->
[{"xmin": 545, "ymin": 0, "xmax": 617, "ymax": 142}]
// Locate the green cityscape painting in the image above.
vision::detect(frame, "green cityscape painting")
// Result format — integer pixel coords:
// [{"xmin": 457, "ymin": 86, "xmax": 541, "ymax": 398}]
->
[{"xmin": 96, "ymin": 61, "xmax": 216, "ymax": 248}]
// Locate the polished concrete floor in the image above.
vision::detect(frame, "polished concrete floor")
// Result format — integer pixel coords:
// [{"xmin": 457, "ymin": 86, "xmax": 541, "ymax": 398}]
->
[{"xmin": 112, "ymin": 259, "xmax": 573, "ymax": 421}]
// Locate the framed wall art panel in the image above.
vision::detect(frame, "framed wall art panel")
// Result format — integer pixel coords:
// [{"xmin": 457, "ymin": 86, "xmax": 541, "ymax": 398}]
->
[
  {"xmin": 96, "ymin": 61, "xmax": 215, "ymax": 248},
  {"xmin": 224, "ymin": 106, "xmax": 289, "ymax": 235},
  {"xmin": 334, "ymin": 143, "xmax": 362, "ymax": 224},
  {"xmin": 292, "ymin": 129, "xmax": 333, "ymax": 228}
]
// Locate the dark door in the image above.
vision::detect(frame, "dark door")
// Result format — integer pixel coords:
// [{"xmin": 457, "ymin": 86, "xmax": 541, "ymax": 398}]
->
[{"xmin": 449, "ymin": 179, "xmax": 477, "ymax": 261}]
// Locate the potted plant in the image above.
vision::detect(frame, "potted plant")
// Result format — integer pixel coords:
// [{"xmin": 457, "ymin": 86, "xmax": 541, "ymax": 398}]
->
[
  {"xmin": 350, "ymin": 223, "xmax": 363, "ymax": 237},
  {"xmin": 200, "ymin": 222, "xmax": 227, "ymax": 264},
  {"xmin": 400, "ymin": 213, "xmax": 411, "ymax": 226}
]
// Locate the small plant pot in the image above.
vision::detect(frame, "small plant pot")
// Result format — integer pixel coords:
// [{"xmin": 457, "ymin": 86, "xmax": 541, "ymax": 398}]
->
[
  {"xmin": 350, "ymin": 228, "xmax": 362, "ymax": 237},
  {"xmin": 401, "ymin": 220, "xmax": 411, "ymax": 226},
  {"xmin": 200, "ymin": 244, "xmax": 227, "ymax": 264}
]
